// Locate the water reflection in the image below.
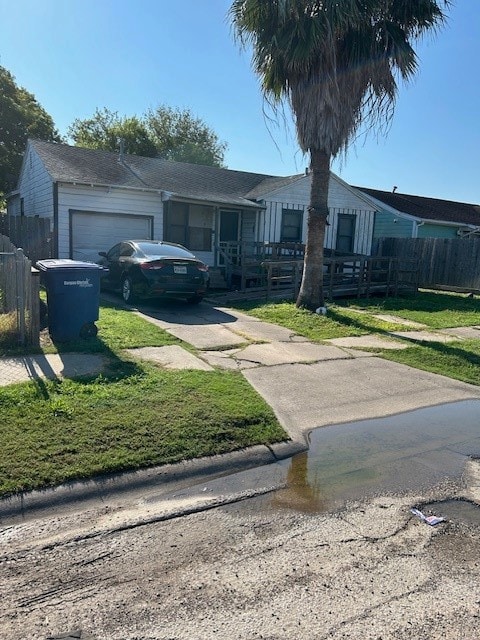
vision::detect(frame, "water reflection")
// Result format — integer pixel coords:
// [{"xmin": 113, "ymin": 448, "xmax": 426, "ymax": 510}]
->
[
  {"xmin": 270, "ymin": 452, "xmax": 327, "ymax": 513},
  {"xmin": 271, "ymin": 400, "xmax": 480, "ymax": 514}
]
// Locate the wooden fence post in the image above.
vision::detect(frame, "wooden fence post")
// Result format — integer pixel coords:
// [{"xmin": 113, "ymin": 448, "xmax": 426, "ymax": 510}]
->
[
  {"xmin": 15, "ymin": 248, "xmax": 26, "ymax": 344},
  {"xmin": 29, "ymin": 268, "xmax": 40, "ymax": 347}
]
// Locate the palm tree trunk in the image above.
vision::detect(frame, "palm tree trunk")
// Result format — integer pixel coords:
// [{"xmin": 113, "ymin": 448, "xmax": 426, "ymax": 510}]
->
[{"xmin": 296, "ymin": 148, "xmax": 330, "ymax": 310}]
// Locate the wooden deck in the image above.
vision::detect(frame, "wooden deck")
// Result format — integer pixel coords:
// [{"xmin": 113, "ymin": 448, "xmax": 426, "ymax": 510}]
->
[{"xmin": 211, "ymin": 243, "xmax": 418, "ymax": 303}]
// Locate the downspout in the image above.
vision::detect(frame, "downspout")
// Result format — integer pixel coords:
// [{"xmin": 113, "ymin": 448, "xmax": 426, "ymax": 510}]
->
[{"xmin": 413, "ymin": 220, "xmax": 425, "ymax": 238}]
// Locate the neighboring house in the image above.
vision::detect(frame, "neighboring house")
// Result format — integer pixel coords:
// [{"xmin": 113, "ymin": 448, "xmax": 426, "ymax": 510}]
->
[
  {"xmin": 357, "ymin": 187, "xmax": 480, "ymax": 248},
  {"xmin": 7, "ymin": 140, "xmax": 377, "ymax": 265}
]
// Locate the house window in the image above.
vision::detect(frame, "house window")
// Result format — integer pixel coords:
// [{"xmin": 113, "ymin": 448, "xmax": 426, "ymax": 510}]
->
[
  {"xmin": 336, "ymin": 214, "xmax": 356, "ymax": 253},
  {"xmin": 281, "ymin": 209, "xmax": 303, "ymax": 242},
  {"xmin": 166, "ymin": 202, "xmax": 188, "ymax": 246},
  {"xmin": 165, "ymin": 202, "xmax": 212, "ymax": 251},
  {"xmin": 188, "ymin": 205, "xmax": 212, "ymax": 251}
]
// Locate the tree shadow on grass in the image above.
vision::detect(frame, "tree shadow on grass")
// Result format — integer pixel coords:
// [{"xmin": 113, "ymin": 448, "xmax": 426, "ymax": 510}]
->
[
  {"xmin": 22, "ymin": 333, "xmax": 147, "ymax": 401},
  {"xmin": 327, "ymin": 306, "xmax": 480, "ymax": 382},
  {"xmin": 340, "ymin": 290, "xmax": 480, "ymax": 315}
]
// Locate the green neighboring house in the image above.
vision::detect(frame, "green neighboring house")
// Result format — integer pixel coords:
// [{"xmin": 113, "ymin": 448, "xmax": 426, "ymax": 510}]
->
[{"xmin": 357, "ymin": 187, "xmax": 480, "ymax": 248}]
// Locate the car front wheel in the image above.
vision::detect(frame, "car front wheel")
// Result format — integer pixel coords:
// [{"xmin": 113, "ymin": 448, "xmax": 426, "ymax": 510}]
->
[{"xmin": 122, "ymin": 276, "xmax": 136, "ymax": 303}]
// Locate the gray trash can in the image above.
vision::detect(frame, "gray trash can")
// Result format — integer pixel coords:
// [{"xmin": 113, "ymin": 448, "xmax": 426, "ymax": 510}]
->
[{"xmin": 37, "ymin": 259, "xmax": 103, "ymax": 341}]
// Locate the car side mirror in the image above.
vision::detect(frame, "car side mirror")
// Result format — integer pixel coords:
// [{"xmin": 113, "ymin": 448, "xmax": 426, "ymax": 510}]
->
[{"xmin": 98, "ymin": 251, "xmax": 107, "ymax": 258}]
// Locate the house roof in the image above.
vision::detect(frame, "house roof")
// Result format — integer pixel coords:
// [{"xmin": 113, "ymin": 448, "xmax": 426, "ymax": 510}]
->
[
  {"xmin": 357, "ymin": 186, "xmax": 480, "ymax": 227},
  {"xmin": 29, "ymin": 140, "xmax": 300, "ymax": 209}
]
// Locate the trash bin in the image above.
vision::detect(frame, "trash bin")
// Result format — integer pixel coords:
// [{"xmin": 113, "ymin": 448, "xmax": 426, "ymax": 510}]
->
[{"xmin": 37, "ymin": 259, "xmax": 104, "ymax": 341}]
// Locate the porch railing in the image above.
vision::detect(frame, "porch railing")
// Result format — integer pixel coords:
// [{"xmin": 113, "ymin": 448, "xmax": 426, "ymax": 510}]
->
[{"xmin": 260, "ymin": 256, "xmax": 419, "ymax": 301}]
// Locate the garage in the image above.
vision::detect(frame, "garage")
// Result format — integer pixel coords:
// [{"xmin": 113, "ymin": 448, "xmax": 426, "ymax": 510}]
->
[{"xmin": 70, "ymin": 211, "xmax": 154, "ymax": 262}]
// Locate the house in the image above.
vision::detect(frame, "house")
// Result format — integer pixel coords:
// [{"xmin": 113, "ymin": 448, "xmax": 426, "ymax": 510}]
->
[
  {"xmin": 7, "ymin": 140, "xmax": 377, "ymax": 266},
  {"xmin": 357, "ymin": 187, "xmax": 480, "ymax": 248}
]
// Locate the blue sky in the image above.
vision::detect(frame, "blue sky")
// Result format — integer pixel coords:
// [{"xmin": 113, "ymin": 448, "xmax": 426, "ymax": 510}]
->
[{"xmin": 1, "ymin": 0, "xmax": 478, "ymax": 203}]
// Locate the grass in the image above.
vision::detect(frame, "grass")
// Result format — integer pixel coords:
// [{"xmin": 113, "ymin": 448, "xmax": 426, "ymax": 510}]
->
[
  {"xmin": 0, "ymin": 300, "xmax": 286, "ymax": 497},
  {"xmin": 231, "ymin": 290, "xmax": 480, "ymax": 386},
  {"xmin": 0, "ymin": 311, "xmax": 17, "ymax": 350},
  {"xmin": 377, "ymin": 339, "xmax": 480, "ymax": 387},
  {"xmin": 232, "ymin": 299, "xmax": 417, "ymax": 341},
  {"xmin": 336, "ymin": 289, "xmax": 480, "ymax": 328}
]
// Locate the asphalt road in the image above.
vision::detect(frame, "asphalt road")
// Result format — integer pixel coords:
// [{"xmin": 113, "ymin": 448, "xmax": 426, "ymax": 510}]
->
[{"xmin": 2, "ymin": 455, "xmax": 480, "ymax": 640}]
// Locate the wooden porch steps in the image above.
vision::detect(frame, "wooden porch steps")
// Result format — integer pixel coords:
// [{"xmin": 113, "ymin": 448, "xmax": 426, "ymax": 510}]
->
[{"xmin": 208, "ymin": 267, "xmax": 228, "ymax": 290}]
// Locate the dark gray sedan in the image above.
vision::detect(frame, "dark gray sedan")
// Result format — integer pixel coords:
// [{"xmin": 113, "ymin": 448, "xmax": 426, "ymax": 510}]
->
[{"xmin": 98, "ymin": 240, "xmax": 209, "ymax": 304}]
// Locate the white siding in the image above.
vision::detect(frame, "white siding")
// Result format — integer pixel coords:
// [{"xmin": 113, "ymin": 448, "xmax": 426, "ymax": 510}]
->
[
  {"xmin": 258, "ymin": 173, "xmax": 376, "ymax": 255},
  {"xmin": 15, "ymin": 145, "xmax": 54, "ymax": 221},
  {"xmin": 57, "ymin": 184, "xmax": 163, "ymax": 258}
]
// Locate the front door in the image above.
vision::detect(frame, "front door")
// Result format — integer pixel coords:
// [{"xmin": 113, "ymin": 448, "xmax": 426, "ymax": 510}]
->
[
  {"xmin": 336, "ymin": 214, "xmax": 356, "ymax": 254},
  {"xmin": 219, "ymin": 210, "xmax": 240, "ymax": 265},
  {"xmin": 219, "ymin": 210, "xmax": 240, "ymax": 243}
]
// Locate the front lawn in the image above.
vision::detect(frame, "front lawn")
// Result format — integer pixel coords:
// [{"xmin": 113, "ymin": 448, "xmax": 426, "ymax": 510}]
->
[
  {"xmin": 0, "ymin": 302, "xmax": 286, "ymax": 497},
  {"xmin": 336, "ymin": 289, "xmax": 480, "ymax": 328}
]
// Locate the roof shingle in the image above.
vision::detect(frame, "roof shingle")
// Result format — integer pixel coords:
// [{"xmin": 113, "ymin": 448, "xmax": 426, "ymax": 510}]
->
[
  {"xmin": 358, "ymin": 186, "xmax": 480, "ymax": 227},
  {"xmin": 30, "ymin": 140, "xmax": 299, "ymax": 209}
]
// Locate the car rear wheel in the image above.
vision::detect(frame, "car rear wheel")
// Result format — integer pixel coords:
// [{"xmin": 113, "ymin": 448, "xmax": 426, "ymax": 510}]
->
[
  {"xmin": 186, "ymin": 295, "xmax": 203, "ymax": 305},
  {"xmin": 122, "ymin": 276, "xmax": 136, "ymax": 303}
]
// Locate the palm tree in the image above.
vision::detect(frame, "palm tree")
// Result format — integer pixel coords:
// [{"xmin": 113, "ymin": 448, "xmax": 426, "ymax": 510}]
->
[{"xmin": 230, "ymin": 0, "xmax": 449, "ymax": 310}]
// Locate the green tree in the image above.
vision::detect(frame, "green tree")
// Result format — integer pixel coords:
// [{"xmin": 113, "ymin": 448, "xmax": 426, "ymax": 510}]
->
[
  {"xmin": 0, "ymin": 66, "xmax": 60, "ymax": 195},
  {"xmin": 68, "ymin": 108, "xmax": 157, "ymax": 157},
  {"xmin": 230, "ymin": 0, "xmax": 449, "ymax": 310},
  {"xmin": 145, "ymin": 105, "xmax": 227, "ymax": 167},
  {"xmin": 68, "ymin": 105, "xmax": 227, "ymax": 167}
]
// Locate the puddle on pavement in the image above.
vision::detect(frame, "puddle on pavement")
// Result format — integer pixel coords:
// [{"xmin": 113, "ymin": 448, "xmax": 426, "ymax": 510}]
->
[
  {"xmin": 267, "ymin": 400, "xmax": 480, "ymax": 514},
  {"xmin": 421, "ymin": 499, "xmax": 480, "ymax": 527}
]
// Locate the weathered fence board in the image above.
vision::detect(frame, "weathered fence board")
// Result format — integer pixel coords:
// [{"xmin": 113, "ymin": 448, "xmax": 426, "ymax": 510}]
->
[
  {"xmin": 0, "ymin": 215, "xmax": 52, "ymax": 263},
  {"xmin": 377, "ymin": 237, "xmax": 480, "ymax": 292},
  {"xmin": 0, "ymin": 234, "xmax": 39, "ymax": 347}
]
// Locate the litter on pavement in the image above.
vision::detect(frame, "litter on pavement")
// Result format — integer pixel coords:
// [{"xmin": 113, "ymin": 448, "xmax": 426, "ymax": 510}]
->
[{"xmin": 410, "ymin": 507, "xmax": 446, "ymax": 526}]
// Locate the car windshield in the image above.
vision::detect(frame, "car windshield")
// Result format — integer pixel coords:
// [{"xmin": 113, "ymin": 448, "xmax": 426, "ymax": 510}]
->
[{"xmin": 136, "ymin": 242, "xmax": 195, "ymax": 259}]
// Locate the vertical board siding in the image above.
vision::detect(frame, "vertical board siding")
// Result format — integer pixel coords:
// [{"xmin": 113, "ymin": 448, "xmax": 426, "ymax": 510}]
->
[
  {"xmin": 260, "ymin": 202, "xmax": 375, "ymax": 254},
  {"xmin": 258, "ymin": 173, "xmax": 376, "ymax": 254},
  {"xmin": 377, "ymin": 237, "xmax": 480, "ymax": 290}
]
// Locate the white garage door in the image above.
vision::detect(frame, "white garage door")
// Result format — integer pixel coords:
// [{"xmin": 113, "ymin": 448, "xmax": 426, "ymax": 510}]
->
[{"xmin": 71, "ymin": 212, "xmax": 153, "ymax": 262}]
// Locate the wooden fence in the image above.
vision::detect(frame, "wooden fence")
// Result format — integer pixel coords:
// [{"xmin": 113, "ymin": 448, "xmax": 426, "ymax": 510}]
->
[
  {"xmin": 377, "ymin": 237, "xmax": 480, "ymax": 292},
  {"xmin": 0, "ymin": 235, "xmax": 40, "ymax": 347},
  {"xmin": 0, "ymin": 215, "xmax": 52, "ymax": 263}
]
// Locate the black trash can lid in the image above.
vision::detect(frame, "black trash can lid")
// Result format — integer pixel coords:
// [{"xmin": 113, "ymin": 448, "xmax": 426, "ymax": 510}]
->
[{"xmin": 37, "ymin": 259, "xmax": 102, "ymax": 271}]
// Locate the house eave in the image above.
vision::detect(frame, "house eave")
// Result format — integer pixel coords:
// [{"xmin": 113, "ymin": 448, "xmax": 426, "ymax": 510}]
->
[
  {"xmin": 416, "ymin": 217, "xmax": 475, "ymax": 228},
  {"xmin": 163, "ymin": 192, "xmax": 266, "ymax": 210},
  {"xmin": 57, "ymin": 180, "xmax": 163, "ymax": 195}
]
